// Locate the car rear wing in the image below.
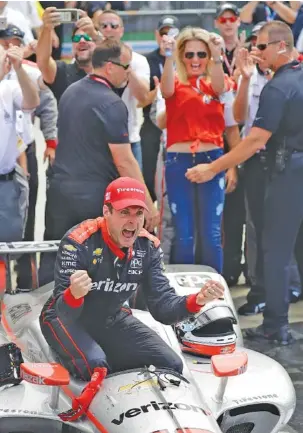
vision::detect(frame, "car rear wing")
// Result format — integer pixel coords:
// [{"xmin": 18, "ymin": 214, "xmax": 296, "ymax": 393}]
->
[{"xmin": 0, "ymin": 241, "xmax": 60, "ymax": 294}]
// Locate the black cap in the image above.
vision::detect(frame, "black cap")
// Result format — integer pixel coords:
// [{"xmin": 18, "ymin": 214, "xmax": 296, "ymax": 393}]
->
[
  {"xmin": 157, "ymin": 15, "xmax": 180, "ymax": 32},
  {"xmin": 0, "ymin": 24, "xmax": 24, "ymax": 41},
  {"xmin": 216, "ymin": 3, "xmax": 240, "ymax": 18}
]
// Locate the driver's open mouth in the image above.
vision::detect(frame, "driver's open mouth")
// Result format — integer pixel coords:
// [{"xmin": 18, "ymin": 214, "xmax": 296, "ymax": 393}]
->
[
  {"xmin": 122, "ymin": 229, "xmax": 136, "ymax": 239},
  {"xmin": 78, "ymin": 46, "xmax": 89, "ymax": 51}
]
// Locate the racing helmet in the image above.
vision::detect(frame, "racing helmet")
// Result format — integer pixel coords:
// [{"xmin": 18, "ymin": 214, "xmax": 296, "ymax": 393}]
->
[{"xmin": 175, "ymin": 303, "xmax": 237, "ymax": 357}]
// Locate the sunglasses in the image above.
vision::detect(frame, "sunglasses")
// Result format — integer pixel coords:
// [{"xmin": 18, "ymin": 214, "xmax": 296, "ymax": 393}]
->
[
  {"xmin": 217, "ymin": 16, "xmax": 238, "ymax": 24},
  {"xmin": 72, "ymin": 33, "xmax": 92, "ymax": 43},
  {"xmin": 100, "ymin": 22, "xmax": 120, "ymax": 30},
  {"xmin": 256, "ymin": 40, "xmax": 283, "ymax": 51},
  {"xmin": 185, "ymin": 51, "xmax": 208, "ymax": 59},
  {"xmin": 108, "ymin": 60, "xmax": 130, "ymax": 70}
]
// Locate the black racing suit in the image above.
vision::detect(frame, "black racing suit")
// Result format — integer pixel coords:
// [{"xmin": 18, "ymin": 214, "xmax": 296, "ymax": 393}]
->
[{"xmin": 40, "ymin": 217, "xmax": 200, "ymax": 380}]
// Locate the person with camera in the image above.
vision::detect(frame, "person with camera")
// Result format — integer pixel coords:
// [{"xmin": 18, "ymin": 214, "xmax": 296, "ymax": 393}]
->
[
  {"xmin": 36, "ymin": 6, "xmax": 101, "ymax": 103},
  {"xmin": 186, "ymin": 21, "xmax": 303, "ymax": 345}
]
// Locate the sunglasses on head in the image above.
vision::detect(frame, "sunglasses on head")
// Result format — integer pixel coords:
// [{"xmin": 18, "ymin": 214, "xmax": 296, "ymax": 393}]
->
[
  {"xmin": 107, "ymin": 60, "xmax": 130, "ymax": 70},
  {"xmin": 100, "ymin": 22, "xmax": 119, "ymax": 30},
  {"xmin": 256, "ymin": 40, "xmax": 283, "ymax": 51},
  {"xmin": 72, "ymin": 33, "xmax": 92, "ymax": 43},
  {"xmin": 217, "ymin": 16, "xmax": 238, "ymax": 24},
  {"xmin": 185, "ymin": 51, "xmax": 208, "ymax": 59}
]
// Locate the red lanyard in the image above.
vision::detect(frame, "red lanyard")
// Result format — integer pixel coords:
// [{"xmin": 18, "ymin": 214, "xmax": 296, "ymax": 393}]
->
[
  {"xmin": 89, "ymin": 75, "xmax": 111, "ymax": 89},
  {"xmin": 223, "ymin": 51, "xmax": 236, "ymax": 77}
]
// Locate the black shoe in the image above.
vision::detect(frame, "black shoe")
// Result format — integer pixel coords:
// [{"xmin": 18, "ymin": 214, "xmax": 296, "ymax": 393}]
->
[
  {"xmin": 245, "ymin": 325, "xmax": 295, "ymax": 346},
  {"xmin": 225, "ymin": 276, "xmax": 239, "ymax": 287},
  {"xmin": 290, "ymin": 291, "xmax": 301, "ymax": 304},
  {"xmin": 245, "ymin": 277, "xmax": 252, "ymax": 287},
  {"xmin": 238, "ymin": 302, "xmax": 265, "ymax": 316}
]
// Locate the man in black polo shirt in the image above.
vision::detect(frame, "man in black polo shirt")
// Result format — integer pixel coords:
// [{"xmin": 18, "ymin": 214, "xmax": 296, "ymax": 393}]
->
[
  {"xmin": 36, "ymin": 7, "xmax": 102, "ymax": 103},
  {"xmin": 39, "ymin": 39, "xmax": 159, "ymax": 286},
  {"xmin": 186, "ymin": 21, "xmax": 303, "ymax": 345},
  {"xmin": 140, "ymin": 15, "xmax": 179, "ymax": 202}
]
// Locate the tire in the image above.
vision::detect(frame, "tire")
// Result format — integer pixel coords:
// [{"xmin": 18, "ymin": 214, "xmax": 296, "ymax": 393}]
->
[{"xmin": 0, "ymin": 417, "xmax": 63, "ymax": 433}]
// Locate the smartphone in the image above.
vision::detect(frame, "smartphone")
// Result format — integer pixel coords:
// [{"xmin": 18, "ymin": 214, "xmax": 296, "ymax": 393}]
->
[
  {"xmin": 57, "ymin": 9, "xmax": 80, "ymax": 24},
  {"xmin": 0, "ymin": 16, "xmax": 7, "ymax": 31},
  {"xmin": 167, "ymin": 27, "xmax": 179, "ymax": 39}
]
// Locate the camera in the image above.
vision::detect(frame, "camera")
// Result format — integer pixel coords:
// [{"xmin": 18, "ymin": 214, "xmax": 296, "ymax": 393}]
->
[
  {"xmin": 0, "ymin": 16, "xmax": 7, "ymax": 31},
  {"xmin": 57, "ymin": 9, "xmax": 80, "ymax": 24}
]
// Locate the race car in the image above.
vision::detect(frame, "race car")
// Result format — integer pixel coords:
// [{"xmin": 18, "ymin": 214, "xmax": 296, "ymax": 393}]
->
[{"xmin": 0, "ymin": 242, "xmax": 296, "ymax": 433}]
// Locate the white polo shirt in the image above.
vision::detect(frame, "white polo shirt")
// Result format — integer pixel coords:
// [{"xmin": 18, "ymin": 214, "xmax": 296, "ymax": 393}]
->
[
  {"xmin": 5, "ymin": 61, "xmax": 41, "ymax": 146},
  {"xmin": 297, "ymin": 29, "xmax": 303, "ymax": 53},
  {"xmin": 122, "ymin": 51, "xmax": 150, "ymax": 143},
  {"xmin": 239, "ymin": 66, "xmax": 269, "ymax": 137},
  {"xmin": 0, "ymin": 80, "xmax": 28, "ymax": 174}
]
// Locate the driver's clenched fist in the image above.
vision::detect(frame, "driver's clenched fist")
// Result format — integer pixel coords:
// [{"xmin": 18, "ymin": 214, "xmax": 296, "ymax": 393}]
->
[{"xmin": 70, "ymin": 270, "xmax": 92, "ymax": 299}]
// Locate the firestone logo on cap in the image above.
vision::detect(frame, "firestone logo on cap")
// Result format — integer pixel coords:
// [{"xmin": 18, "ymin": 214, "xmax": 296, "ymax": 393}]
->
[
  {"xmin": 104, "ymin": 177, "xmax": 148, "ymax": 210},
  {"xmin": 116, "ymin": 187, "xmax": 144, "ymax": 195}
]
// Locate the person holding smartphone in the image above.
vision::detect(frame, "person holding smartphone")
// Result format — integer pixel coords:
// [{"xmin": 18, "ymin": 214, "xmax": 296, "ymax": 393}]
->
[{"xmin": 36, "ymin": 6, "xmax": 101, "ymax": 104}]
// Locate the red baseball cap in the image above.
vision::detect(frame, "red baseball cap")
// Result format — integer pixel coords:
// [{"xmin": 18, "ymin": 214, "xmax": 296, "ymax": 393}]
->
[{"xmin": 104, "ymin": 177, "xmax": 148, "ymax": 211}]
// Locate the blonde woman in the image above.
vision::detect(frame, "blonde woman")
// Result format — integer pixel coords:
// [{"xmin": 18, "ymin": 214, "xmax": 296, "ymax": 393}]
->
[{"xmin": 160, "ymin": 27, "xmax": 228, "ymax": 271}]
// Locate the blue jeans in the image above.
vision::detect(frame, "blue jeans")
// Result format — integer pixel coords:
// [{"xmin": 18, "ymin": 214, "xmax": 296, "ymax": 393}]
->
[
  {"xmin": 165, "ymin": 149, "xmax": 225, "ymax": 272},
  {"xmin": 0, "ymin": 179, "xmax": 24, "ymax": 242},
  {"xmin": 131, "ymin": 141, "xmax": 143, "ymax": 171}
]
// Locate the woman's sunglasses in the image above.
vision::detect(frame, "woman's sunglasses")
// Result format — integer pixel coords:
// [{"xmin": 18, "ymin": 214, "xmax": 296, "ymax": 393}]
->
[
  {"xmin": 185, "ymin": 51, "xmax": 208, "ymax": 59},
  {"xmin": 217, "ymin": 16, "xmax": 238, "ymax": 24},
  {"xmin": 72, "ymin": 33, "xmax": 92, "ymax": 43},
  {"xmin": 256, "ymin": 40, "xmax": 282, "ymax": 51}
]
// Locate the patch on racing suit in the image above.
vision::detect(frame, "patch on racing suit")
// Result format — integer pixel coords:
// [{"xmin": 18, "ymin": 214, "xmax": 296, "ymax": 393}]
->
[
  {"xmin": 68, "ymin": 218, "xmax": 102, "ymax": 244},
  {"xmin": 91, "ymin": 279, "xmax": 138, "ymax": 292},
  {"xmin": 63, "ymin": 244, "xmax": 77, "ymax": 252}
]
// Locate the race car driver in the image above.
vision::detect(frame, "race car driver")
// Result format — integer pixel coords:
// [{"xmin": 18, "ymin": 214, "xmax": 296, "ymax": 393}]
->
[{"xmin": 40, "ymin": 177, "xmax": 224, "ymax": 381}]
